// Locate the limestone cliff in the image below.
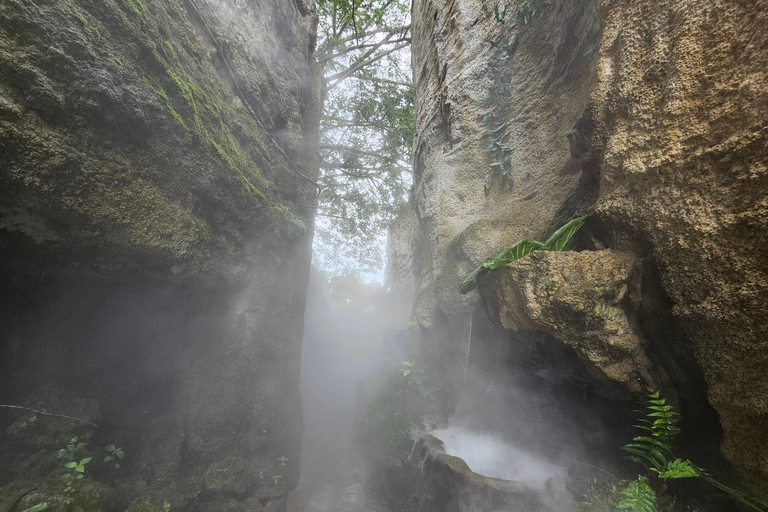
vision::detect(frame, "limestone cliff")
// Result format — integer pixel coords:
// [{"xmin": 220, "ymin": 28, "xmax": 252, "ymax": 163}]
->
[
  {"xmin": 0, "ymin": 0, "xmax": 321, "ymax": 509},
  {"xmin": 397, "ymin": 0, "xmax": 768, "ymax": 491}
]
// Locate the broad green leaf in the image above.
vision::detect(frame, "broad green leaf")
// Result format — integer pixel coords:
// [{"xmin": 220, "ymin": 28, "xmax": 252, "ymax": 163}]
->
[{"xmin": 543, "ymin": 215, "xmax": 588, "ymax": 251}]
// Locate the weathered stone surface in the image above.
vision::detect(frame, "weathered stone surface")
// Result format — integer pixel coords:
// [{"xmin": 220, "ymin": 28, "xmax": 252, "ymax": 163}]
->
[
  {"xmin": 584, "ymin": 0, "xmax": 768, "ymax": 491},
  {"xmin": 386, "ymin": 205, "xmax": 421, "ymax": 325},
  {"xmin": 479, "ymin": 250, "xmax": 667, "ymax": 395},
  {"xmin": 0, "ymin": 0, "xmax": 320, "ymax": 505},
  {"xmin": 399, "ymin": 0, "xmax": 768, "ymax": 491},
  {"xmin": 402, "ymin": 0, "xmax": 603, "ymax": 404},
  {"xmin": 412, "ymin": 435, "xmax": 569, "ymax": 512}
]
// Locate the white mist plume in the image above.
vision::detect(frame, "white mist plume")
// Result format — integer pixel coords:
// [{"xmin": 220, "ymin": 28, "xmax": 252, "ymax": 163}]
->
[{"xmin": 430, "ymin": 426, "xmax": 566, "ymax": 487}]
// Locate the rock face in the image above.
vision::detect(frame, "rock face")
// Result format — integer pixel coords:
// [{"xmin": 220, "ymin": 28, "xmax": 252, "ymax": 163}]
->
[
  {"xmin": 397, "ymin": 0, "xmax": 768, "ymax": 491},
  {"xmin": 479, "ymin": 250, "xmax": 666, "ymax": 397},
  {"xmin": 413, "ymin": 435, "xmax": 570, "ymax": 512},
  {"xmin": 0, "ymin": 0, "xmax": 320, "ymax": 508}
]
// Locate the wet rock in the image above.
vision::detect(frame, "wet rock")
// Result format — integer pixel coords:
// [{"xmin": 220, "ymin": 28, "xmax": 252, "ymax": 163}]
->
[
  {"xmin": 124, "ymin": 498, "xmax": 160, "ymax": 512},
  {"xmin": 197, "ymin": 498, "xmax": 262, "ymax": 512},
  {"xmin": 413, "ymin": 435, "xmax": 571, "ymax": 512},
  {"xmin": 0, "ymin": 0, "xmax": 320, "ymax": 503},
  {"xmin": 479, "ymin": 250, "xmax": 664, "ymax": 395},
  {"xmin": 203, "ymin": 456, "xmax": 251, "ymax": 497}
]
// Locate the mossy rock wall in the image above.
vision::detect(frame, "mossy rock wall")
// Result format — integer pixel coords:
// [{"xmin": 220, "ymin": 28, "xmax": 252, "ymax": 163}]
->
[{"xmin": 0, "ymin": 0, "xmax": 321, "ymax": 508}]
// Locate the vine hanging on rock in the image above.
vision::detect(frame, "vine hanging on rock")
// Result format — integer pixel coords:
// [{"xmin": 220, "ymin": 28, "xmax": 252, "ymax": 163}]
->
[{"xmin": 480, "ymin": 0, "xmax": 547, "ymax": 196}]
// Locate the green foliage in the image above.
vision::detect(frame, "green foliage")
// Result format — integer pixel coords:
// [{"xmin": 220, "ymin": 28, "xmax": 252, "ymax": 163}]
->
[
  {"xmin": 619, "ymin": 389, "xmax": 768, "ymax": 512},
  {"xmin": 622, "ymin": 389, "xmax": 679, "ymax": 473},
  {"xmin": 399, "ymin": 361, "xmax": 437, "ymax": 398},
  {"xmin": 459, "ymin": 215, "xmax": 587, "ymax": 293},
  {"xmin": 271, "ymin": 205, "xmax": 307, "ymax": 237},
  {"xmin": 277, "ymin": 456, "xmax": 288, "ymax": 467},
  {"xmin": 314, "ymin": 0, "xmax": 413, "ymax": 274},
  {"xmin": 62, "ymin": 457, "xmax": 91, "ymax": 493},
  {"xmin": 615, "ymin": 477, "xmax": 657, "ymax": 512},
  {"xmin": 271, "ymin": 475, "xmax": 282, "ymax": 485},
  {"xmin": 19, "ymin": 505, "xmax": 49, "ymax": 512},
  {"xmin": 363, "ymin": 390, "xmax": 394, "ymax": 430},
  {"xmin": 163, "ymin": 502, "xmax": 171, "ymax": 512},
  {"xmin": 511, "ymin": 0, "xmax": 542, "ymax": 25},
  {"xmin": 363, "ymin": 360, "xmax": 442, "ymax": 467},
  {"xmin": 104, "ymin": 445, "xmax": 124, "ymax": 468},
  {"xmin": 656, "ymin": 459, "xmax": 698, "ymax": 479},
  {"xmin": 58, "ymin": 437, "xmax": 86, "ymax": 462}
]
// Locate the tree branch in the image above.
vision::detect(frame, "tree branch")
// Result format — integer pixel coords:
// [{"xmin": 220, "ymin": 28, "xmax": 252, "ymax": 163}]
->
[
  {"xmin": 325, "ymin": 40, "xmax": 410, "ymax": 90},
  {"xmin": 319, "ymin": 37, "xmax": 411, "ymax": 63},
  {"xmin": 316, "ymin": 25, "xmax": 411, "ymax": 55},
  {"xmin": 0, "ymin": 405, "xmax": 99, "ymax": 428},
  {"xmin": 349, "ymin": 74, "xmax": 411, "ymax": 87}
]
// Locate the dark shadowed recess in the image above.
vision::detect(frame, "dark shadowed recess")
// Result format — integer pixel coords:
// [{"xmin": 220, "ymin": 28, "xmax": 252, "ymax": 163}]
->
[{"xmin": 0, "ymin": 229, "xmax": 236, "ymax": 489}]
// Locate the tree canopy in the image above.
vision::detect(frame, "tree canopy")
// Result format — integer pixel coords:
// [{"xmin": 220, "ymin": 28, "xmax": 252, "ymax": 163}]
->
[{"xmin": 312, "ymin": 0, "xmax": 413, "ymax": 276}]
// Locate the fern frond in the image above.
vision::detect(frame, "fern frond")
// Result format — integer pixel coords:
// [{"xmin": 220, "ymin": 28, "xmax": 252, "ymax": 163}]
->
[
  {"xmin": 622, "ymin": 389, "xmax": 679, "ymax": 473},
  {"xmin": 616, "ymin": 476, "xmax": 657, "ymax": 512},
  {"xmin": 657, "ymin": 459, "xmax": 699, "ymax": 479}
]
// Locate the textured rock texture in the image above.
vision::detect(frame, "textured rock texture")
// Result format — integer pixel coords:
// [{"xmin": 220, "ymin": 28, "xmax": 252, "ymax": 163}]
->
[
  {"xmin": 398, "ymin": 0, "xmax": 768, "ymax": 491},
  {"xmin": 0, "ymin": 0, "xmax": 320, "ymax": 508},
  {"xmin": 479, "ymin": 250, "xmax": 669, "ymax": 396},
  {"xmin": 412, "ymin": 435, "xmax": 568, "ymax": 512}
]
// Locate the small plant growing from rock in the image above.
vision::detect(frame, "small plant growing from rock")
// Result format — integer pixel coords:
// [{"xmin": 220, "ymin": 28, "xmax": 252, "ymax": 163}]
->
[
  {"xmin": 459, "ymin": 215, "xmax": 588, "ymax": 293},
  {"xmin": 618, "ymin": 389, "xmax": 768, "ymax": 512},
  {"xmin": 272, "ymin": 475, "xmax": 282, "ymax": 485},
  {"xmin": 163, "ymin": 501, "xmax": 171, "ymax": 512},
  {"xmin": 58, "ymin": 437, "xmax": 86, "ymax": 461},
  {"xmin": 104, "ymin": 444, "xmax": 125, "ymax": 468},
  {"xmin": 62, "ymin": 457, "xmax": 91, "ymax": 493},
  {"xmin": 277, "ymin": 456, "xmax": 288, "ymax": 466}
]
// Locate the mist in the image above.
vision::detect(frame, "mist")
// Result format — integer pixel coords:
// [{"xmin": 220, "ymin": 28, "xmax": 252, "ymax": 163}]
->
[{"xmin": 288, "ymin": 268, "xmax": 638, "ymax": 512}]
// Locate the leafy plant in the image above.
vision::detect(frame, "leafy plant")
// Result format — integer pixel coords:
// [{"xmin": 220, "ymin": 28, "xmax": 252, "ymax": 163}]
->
[
  {"xmin": 399, "ymin": 361, "xmax": 436, "ymax": 398},
  {"xmin": 363, "ymin": 390, "xmax": 394, "ymax": 430},
  {"xmin": 363, "ymin": 360, "xmax": 442, "ymax": 467},
  {"xmin": 163, "ymin": 501, "xmax": 171, "ymax": 512},
  {"xmin": 511, "ymin": 0, "xmax": 542, "ymax": 25},
  {"xmin": 58, "ymin": 437, "xmax": 86, "ymax": 461},
  {"xmin": 621, "ymin": 390, "xmax": 679, "ymax": 474},
  {"xmin": 459, "ymin": 215, "xmax": 588, "ymax": 294},
  {"xmin": 62, "ymin": 457, "xmax": 91, "ymax": 493},
  {"xmin": 618, "ymin": 389, "xmax": 768, "ymax": 512},
  {"xmin": 272, "ymin": 205, "xmax": 307, "ymax": 237},
  {"xmin": 272, "ymin": 475, "xmax": 282, "ymax": 485},
  {"xmin": 615, "ymin": 477, "xmax": 657, "ymax": 512},
  {"xmin": 19, "ymin": 505, "xmax": 49, "ymax": 512},
  {"xmin": 277, "ymin": 456, "xmax": 288, "ymax": 467},
  {"xmin": 104, "ymin": 444, "xmax": 124, "ymax": 468}
]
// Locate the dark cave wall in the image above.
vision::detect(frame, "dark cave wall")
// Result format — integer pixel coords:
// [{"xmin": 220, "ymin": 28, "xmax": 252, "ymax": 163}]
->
[{"xmin": 0, "ymin": 0, "xmax": 321, "ymax": 509}]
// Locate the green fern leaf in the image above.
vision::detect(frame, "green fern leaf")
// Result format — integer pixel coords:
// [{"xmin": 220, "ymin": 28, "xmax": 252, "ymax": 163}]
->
[
  {"xmin": 658, "ymin": 459, "xmax": 700, "ymax": 479},
  {"xmin": 616, "ymin": 477, "xmax": 657, "ymax": 512}
]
